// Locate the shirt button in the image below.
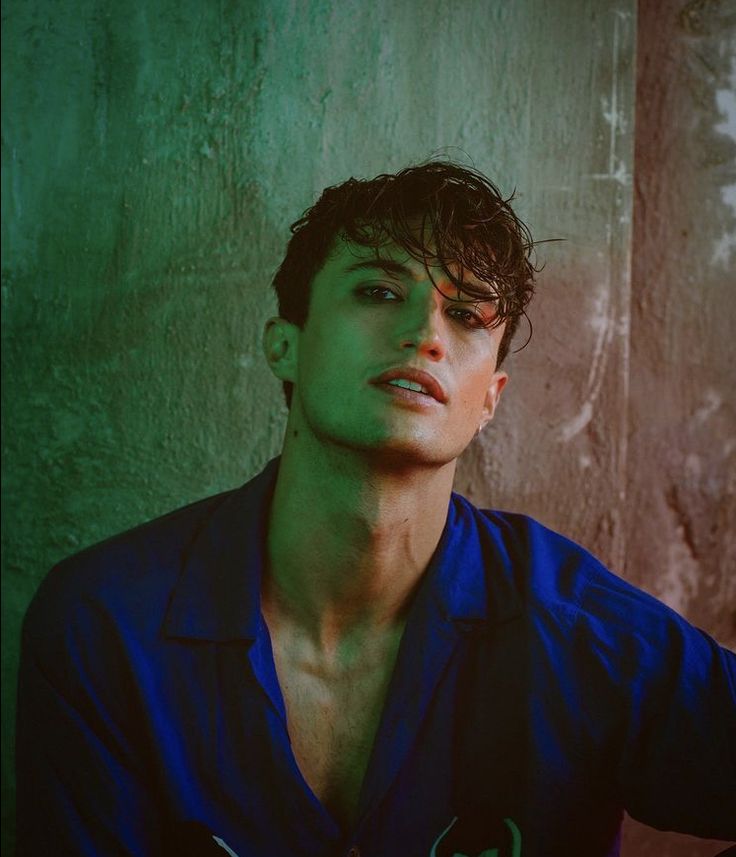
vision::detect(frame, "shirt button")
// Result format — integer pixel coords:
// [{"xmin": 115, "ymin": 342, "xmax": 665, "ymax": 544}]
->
[{"xmin": 347, "ymin": 847, "xmax": 361, "ymax": 857}]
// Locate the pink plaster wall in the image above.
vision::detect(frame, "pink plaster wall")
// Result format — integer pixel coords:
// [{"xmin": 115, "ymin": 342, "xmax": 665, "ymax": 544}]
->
[{"xmin": 622, "ymin": 1, "xmax": 734, "ymax": 854}]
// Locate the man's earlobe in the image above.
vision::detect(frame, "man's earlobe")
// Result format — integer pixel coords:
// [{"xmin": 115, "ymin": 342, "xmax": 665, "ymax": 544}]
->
[
  {"xmin": 479, "ymin": 370, "xmax": 509, "ymax": 430},
  {"xmin": 262, "ymin": 317, "xmax": 298, "ymax": 382}
]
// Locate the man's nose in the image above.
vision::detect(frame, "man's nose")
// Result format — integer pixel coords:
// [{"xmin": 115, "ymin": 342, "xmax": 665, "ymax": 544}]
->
[{"xmin": 398, "ymin": 289, "xmax": 447, "ymax": 361}]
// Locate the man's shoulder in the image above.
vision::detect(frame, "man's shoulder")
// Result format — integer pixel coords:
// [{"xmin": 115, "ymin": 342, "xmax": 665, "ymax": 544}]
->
[
  {"xmin": 465, "ymin": 501, "xmax": 689, "ymax": 639},
  {"xmin": 24, "ymin": 485, "xmax": 242, "ymax": 642},
  {"xmin": 464, "ymin": 504, "xmax": 734, "ymax": 697},
  {"xmin": 464, "ymin": 502, "xmax": 610, "ymax": 597}
]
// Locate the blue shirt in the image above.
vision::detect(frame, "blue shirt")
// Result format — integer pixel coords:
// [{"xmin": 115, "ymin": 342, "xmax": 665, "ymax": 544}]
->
[{"xmin": 16, "ymin": 458, "xmax": 736, "ymax": 856}]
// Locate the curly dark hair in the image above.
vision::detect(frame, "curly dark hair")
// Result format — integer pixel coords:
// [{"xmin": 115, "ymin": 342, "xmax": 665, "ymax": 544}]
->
[{"xmin": 271, "ymin": 159, "xmax": 538, "ymax": 407}]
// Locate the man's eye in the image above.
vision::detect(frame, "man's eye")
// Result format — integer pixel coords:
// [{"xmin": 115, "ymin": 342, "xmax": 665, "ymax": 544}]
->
[
  {"xmin": 358, "ymin": 285, "xmax": 400, "ymax": 301},
  {"xmin": 448, "ymin": 306, "xmax": 486, "ymax": 328},
  {"xmin": 448, "ymin": 300, "xmax": 499, "ymax": 330}
]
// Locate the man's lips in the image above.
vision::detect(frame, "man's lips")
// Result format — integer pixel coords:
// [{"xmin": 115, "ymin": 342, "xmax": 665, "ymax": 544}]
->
[{"xmin": 370, "ymin": 367, "xmax": 448, "ymax": 403}]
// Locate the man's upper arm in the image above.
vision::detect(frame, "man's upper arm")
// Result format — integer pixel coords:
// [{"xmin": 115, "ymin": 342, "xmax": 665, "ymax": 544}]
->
[
  {"xmin": 575, "ymin": 572, "xmax": 736, "ymax": 839},
  {"xmin": 16, "ymin": 563, "xmax": 163, "ymax": 856},
  {"xmin": 619, "ymin": 622, "xmax": 735, "ymax": 837}
]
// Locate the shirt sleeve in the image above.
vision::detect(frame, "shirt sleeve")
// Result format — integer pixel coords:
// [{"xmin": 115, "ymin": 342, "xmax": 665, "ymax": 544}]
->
[
  {"xmin": 15, "ymin": 564, "xmax": 164, "ymax": 856},
  {"xmin": 575, "ymin": 572, "xmax": 736, "ymax": 840}
]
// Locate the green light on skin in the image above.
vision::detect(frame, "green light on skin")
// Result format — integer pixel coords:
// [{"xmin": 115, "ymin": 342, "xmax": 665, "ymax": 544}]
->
[
  {"xmin": 264, "ymin": 237, "xmax": 507, "ymax": 465},
  {"xmin": 261, "ymin": 236, "xmax": 508, "ymax": 752},
  {"xmin": 259, "ymin": 231, "xmax": 512, "ymax": 831}
]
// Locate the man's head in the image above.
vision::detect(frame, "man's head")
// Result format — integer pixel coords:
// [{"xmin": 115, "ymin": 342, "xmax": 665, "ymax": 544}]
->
[
  {"xmin": 270, "ymin": 160, "xmax": 536, "ymax": 409},
  {"xmin": 263, "ymin": 160, "xmax": 537, "ymax": 466}
]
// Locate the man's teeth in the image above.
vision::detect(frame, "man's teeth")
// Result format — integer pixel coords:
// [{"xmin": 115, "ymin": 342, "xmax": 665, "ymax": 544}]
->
[{"xmin": 387, "ymin": 378, "xmax": 429, "ymax": 394}]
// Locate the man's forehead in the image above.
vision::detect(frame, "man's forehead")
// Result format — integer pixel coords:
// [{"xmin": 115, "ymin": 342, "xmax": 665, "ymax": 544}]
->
[{"xmin": 328, "ymin": 235, "xmax": 495, "ymax": 295}]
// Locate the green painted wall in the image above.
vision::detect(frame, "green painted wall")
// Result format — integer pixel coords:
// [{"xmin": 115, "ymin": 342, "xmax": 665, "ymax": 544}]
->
[{"xmin": 4, "ymin": 2, "xmax": 731, "ymax": 855}]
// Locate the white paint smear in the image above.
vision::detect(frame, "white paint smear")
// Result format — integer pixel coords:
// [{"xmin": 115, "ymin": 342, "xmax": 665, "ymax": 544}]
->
[
  {"xmin": 560, "ymin": 401, "xmax": 594, "ymax": 443},
  {"xmin": 693, "ymin": 389, "xmax": 722, "ymax": 425},
  {"xmin": 661, "ymin": 531, "xmax": 699, "ymax": 615},
  {"xmin": 712, "ymin": 57, "xmax": 736, "ymax": 266},
  {"xmin": 558, "ymin": 284, "xmax": 614, "ymax": 443}
]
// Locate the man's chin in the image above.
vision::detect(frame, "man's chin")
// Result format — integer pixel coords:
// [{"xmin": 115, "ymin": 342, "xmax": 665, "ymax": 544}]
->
[
  {"xmin": 356, "ymin": 438, "xmax": 463, "ymax": 472},
  {"xmin": 301, "ymin": 414, "xmax": 467, "ymax": 468}
]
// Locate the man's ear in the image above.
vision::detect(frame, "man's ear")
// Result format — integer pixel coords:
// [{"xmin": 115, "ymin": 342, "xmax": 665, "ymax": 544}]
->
[
  {"xmin": 479, "ymin": 370, "xmax": 508, "ymax": 431},
  {"xmin": 262, "ymin": 317, "xmax": 299, "ymax": 383}
]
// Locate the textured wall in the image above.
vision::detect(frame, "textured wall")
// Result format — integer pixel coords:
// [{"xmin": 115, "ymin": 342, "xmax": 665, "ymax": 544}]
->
[
  {"xmin": 2, "ymin": 1, "xmax": 732, "ymax": 855},
  {"xmin": 626, "ymin": 0, "xmax": 735, "ymax": 644},
  {"xmin": 620, "ymin": 2, "xmax": 736, "ymax": 855},
  {"xmin": 455, "ymin": 5, "xmax": 636, "ymax": 571}
]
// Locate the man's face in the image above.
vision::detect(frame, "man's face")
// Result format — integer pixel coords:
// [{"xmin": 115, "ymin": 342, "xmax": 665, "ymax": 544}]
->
[{"xmin": 267, "ymin": 237, "xmax": 508, "ymax": 467}]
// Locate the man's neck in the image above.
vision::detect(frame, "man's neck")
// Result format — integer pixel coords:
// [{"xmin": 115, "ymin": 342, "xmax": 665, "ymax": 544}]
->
[{"xmin": 264, "ymin": 429, "xmax": 456, "ymax": 657}]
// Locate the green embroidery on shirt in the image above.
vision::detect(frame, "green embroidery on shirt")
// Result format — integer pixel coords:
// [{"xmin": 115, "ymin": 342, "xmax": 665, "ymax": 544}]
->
[{"xmin": 431, "ymin": 815, "xmax": 521, "ymax": 857}]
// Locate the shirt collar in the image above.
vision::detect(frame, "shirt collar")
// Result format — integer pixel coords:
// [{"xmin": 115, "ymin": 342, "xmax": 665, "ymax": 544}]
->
[
  {"xmin": 163, "ymin": 457, "xmax": 522, "ymax": 641},
  {"xmin": 163, "ymin": 457, "xmax": 279, "ymax": 641},
  {"xmin": 424, "ymin": 491, "xmax": 523, "ymax": 629}
]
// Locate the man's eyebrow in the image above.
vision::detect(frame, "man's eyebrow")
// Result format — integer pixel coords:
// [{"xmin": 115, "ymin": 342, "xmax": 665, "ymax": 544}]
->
[
  {"xmin": 344, "ymin": 257, "xmax": 496, "ymax": 301},
  {"xmin": 343, "ymin": 258, "xmax": 414, "ymax": 277}
]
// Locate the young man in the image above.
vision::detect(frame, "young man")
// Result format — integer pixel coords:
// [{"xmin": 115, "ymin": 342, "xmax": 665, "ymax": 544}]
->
[{"xmin": 16, "ymin": 162, "xmax": 735, "ymax": 856}]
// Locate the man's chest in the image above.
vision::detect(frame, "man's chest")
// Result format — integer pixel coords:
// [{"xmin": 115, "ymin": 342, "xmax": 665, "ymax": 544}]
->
[{"xmin": 268, "ymin": 631, "xmax": 402, "ymax": 829}]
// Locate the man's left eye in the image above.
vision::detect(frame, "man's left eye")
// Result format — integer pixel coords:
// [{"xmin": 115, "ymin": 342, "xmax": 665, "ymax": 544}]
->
[{"xmin": 449, "ymin": 307, "xmax": 486, "ymax": 328}]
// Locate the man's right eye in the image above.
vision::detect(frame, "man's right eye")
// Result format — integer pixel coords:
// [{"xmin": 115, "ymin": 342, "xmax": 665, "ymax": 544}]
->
[{"xmin": 357, "ymin": 285, "xmax": 400, "ymax": 301}]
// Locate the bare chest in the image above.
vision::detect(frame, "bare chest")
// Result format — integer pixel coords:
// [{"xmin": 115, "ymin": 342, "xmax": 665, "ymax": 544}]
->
[{"xmin": 269, "ymin": 635, "xmax": 400, "ymax": 829}]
